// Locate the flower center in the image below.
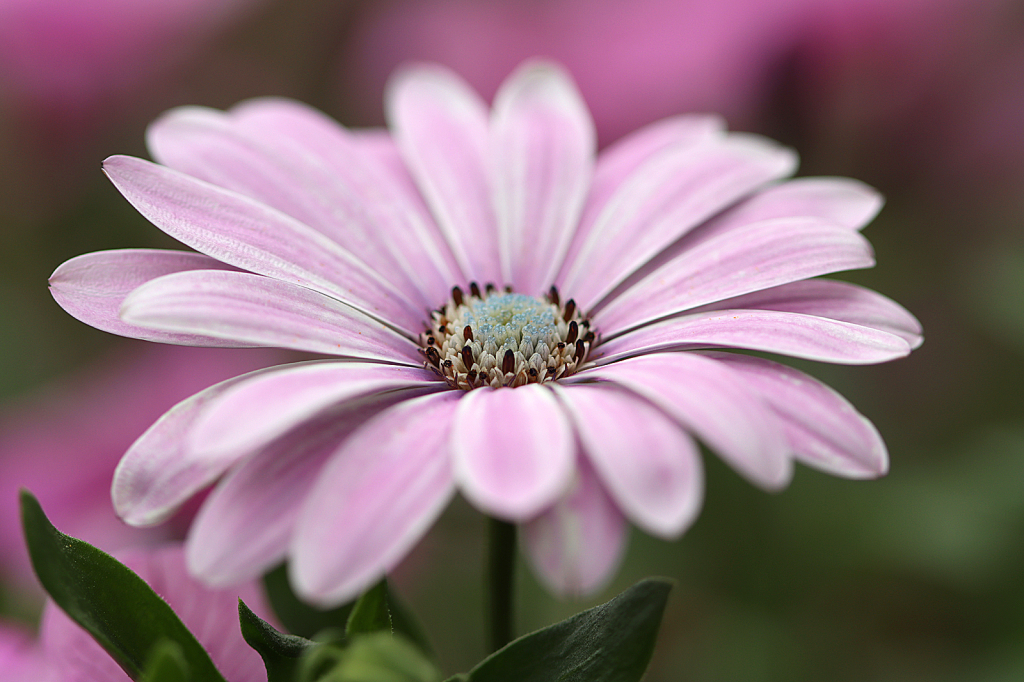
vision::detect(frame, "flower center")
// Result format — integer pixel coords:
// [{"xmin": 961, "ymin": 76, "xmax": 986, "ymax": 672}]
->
[{"xmin": 420, "ymin": 283, "xmax": 594, "ymax": 390}]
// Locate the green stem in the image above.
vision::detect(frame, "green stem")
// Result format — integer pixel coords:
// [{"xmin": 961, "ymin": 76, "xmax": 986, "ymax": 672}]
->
[{"xmin": 487, "ymin": 517, "xmax": 516, "ymax": 652}]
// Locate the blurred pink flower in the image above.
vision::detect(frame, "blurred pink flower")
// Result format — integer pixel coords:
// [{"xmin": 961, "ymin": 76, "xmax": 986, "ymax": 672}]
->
[
  {"xmin": 337, "ymin": 0, "xmax": 814, "ymax": 144},
  {"xmin": 0, "ymin": 0, "xmax": 262, "ymax": 122},
  {"xmin": 0, "ymin": 545, "xmax": 270, "ymax": 682},
  {"xmin": 0, "ymin": 622, "xmax": 47, "ymax": 682},
  {"xmin": 335, "ymin": 0, "xmax": 1007, "ymax": 147},
  {"xmin": 50, "ymin": 61, "xmax": 920, "ymax": 602},
  {"xmin": 0, "ymin": 345, "xmax": 283, "ymax": 591},
  {"xmin": 789, "ymin": 0, "xmax": 1024, "ymax": 192}
]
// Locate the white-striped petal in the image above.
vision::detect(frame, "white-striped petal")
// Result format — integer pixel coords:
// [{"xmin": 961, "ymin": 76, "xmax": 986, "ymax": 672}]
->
[
  {"xmin": 491, "ymin": 61, "xmax": 595, "ymax": 295},
  {"xmin": 451, "ymin": 385, "xmax": 574, "ymax": 521}
]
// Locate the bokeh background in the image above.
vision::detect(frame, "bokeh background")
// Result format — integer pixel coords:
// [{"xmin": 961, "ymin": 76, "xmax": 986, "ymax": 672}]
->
[{"xmin": 2, "ymin": 0, "xmax": 1024, "ymax": 680}]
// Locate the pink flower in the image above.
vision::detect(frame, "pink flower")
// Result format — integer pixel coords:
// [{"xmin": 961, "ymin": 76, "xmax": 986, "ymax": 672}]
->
[
  {"xmin": 0, "ymin": 0, "xmax": 263, "ymax": 121},
  {"xmin": 337, "ymin": 0, "xmax": 817, "ymax": 143},
  {"xmin": 0, "ymin": 545, "xmax": 270, "ymax": 682},
  {"xmin": 0, "ymin": 345, "xmax": 283, "ymax": 593},
  {"xmin": 50, "ymin": 61, "xmax": 921, "ymax": 602},
  {"xmin": 334, "ymin": 0, "xmax": 1001, "ymax": 146},
  {"xmin": 0, "ymin": 622, "xmax": 48, "ymax": 682}
]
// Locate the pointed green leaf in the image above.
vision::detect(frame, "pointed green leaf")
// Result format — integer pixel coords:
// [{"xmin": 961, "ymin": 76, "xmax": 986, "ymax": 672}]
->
[
  {"xmin": 346, "ymin": 580, "xmax": 392, "ymax": 637},
  {"xmin": 140, "ymin": 639, "xmax": 190, "ymax": 682},
  {"xmin": 19, "ymin": 490, "xmax": 226, "ymax": 682},
  {"xmin": 462, "ymin": 578, "xmax": 672, "ymax": 682},
  {"xmin": 239, "ymin": 599, "xmax": 316, "ymax": 682},
  {"xmin": 264, "ymin": 563, "xmax": 356, "ymax": 639}
]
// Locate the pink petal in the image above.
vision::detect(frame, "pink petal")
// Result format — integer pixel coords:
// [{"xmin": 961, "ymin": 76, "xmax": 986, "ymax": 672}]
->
[
  {"xmin": 120, "ymin": 269, "xmax": 422, "ymax": 362},
  {"xmin": 112, "ymin": 364, "xmax": 288, "ymax": 526},
  {"xmin": 596, "ymin": 309, "xmax": 912, "ymax": 365},
  {"xmin": 451, "ymin": 385, "xmax": 574, "ymax": 521},
  {"xmin": 185, "ymin": 393, "xmax": 406, "ymax": 586},
  {"xmin": 291, "ymin": 392, "xmax": 460, "ymax": 606},
  {"xmin": 347, "ymin": 127, "xmax": 466, "ymax": 293},
  {"xmin": 233, "ymin": 101, "xmax": 464, "ymax": 299},
  {"xmin": 349, "ymin": 128, "xmax": 442, "ymax": 222},
  {"xmin": 557, "ymin": 114, "xmax": 725, "ymax": 284},
  {"xmin": 102, "ymin": 155, "xmax": 425, "ymax": 331},
  {"xmin": 149, "ymin": 103, "xmax": 460, "ymax": 306},
  {"xmin": 698, "ymin": 278, "xmax": 923, "ymax": 347},
  {"xmin": 521, "ymin": 455, "xmax": 628, "ymax": 597},
  {"xmin": 574, "ymin": 353, "xmax": 790, "ymax": 490},
  {"xmin": 491, "ymin": 61, "xmax": 595, "ymax": 295},
  {"xmin": 554, "ymin": 384, "xmax": 703, "ymax": 539},
  {"xmin": 563, "ymin": 134, "xmax": 798, "ymax": 309},
  {"xmin": 704, "ymin": 352, "xmax": 889, "ymax": 478},
  {"xmin": 615, "ymin": 176, "xmax": 884, "ymax": 285},
  {"xmin": 187, "ymin": 362, "xmax": 439, "ymax": 466},
  {"xmin": 386, "ymin": 64, "xmax": 501, "ymax": 285},
  {"xmin": 0, "ymin": 345, "xmax": 279, "ymax": 589},
  {"xmin": 703, "ymin": 176, "xmax": 884, "ymax": 233},
  {"xmin": 49, "ymin": 248, "xmax": 241, "ymax": 346},
  {"xmin": 595, "ymin": 217, "xmax": 875, "ymax": 335}
]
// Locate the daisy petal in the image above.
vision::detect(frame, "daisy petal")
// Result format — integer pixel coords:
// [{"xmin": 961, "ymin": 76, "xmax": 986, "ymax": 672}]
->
[
  {"xmin": 596, "ymin": 217, "xmax": 875, "ymax": 335},
  {"xmin": 349, "ymin": 129, "xmax": 442, "ymax": 222},
  {"xmin": 188, "ymin": 361, "xmax": 439, "ymax": 465},
  {"xmin": 347, "ymin": 128, "xmax": 466, "ymax": 295},
  {"xmin": 557, "ymin": 114, "xmax": 725, "ymax": 282},
  {"xmin": 564, "ymin": 135, "xmax": 798, "ymax": 309},
  {"xmin": 120, "ymin": 269, "xmax": 422, "ymax": 362},
  {"xmin": 186, "ymin": 394, "xmax": 404, "ymax": 586},
  {"xmin": 111, "ymin": 364, "xmax": 286, "ymax": 526},
  {"xmin": 595, "ymin": 309, "xmax": 912, "ymax": 365},
  {"xmin": 234, "ymin": 101, "xmax": 465, "ymax": 297},
  {"xmin": 387, "ymin": 64, "xmax": 501, "ymax": 285},
  {"xmin": 699, "ymin": 279, "xmax": 923, "ymax": 347},
  {"xmin": 703, "ymin": 177, "xmax": 884, "ymax": 233},
  {"xmin": 102, "ymin": 155, "xmax": 424, "ymax": 331},
  {"xmin": 452, "ymin": 385, "xmax": 574, "ymax": 521},
  {"xmin": 705, "ymin": 352, "xmax": 889, "ymax": 477},
  {"xmin": 554, "ymin": 384, "xmax": 703, "ymax": 538},
  {"xmin": 49, "ymin": 249, "xmax": 242, "ymax": 346},
  {"xmin": 491, "ymin": 61, "xmax": 595, "ymax": 295},
  {"xmin": 292, "ymin": 392, "xmax": 460, "ymax": 606},
  {"xmin": 577, "ymin": 353, "xmax": 790, "ymax": 490},
  {"xmin": 521, "ymin": 455, "xmax": 628, "ymax": 597},
  {"xmin": 147, "ymin": 106, "xmax": 433, "ymax": 306}
]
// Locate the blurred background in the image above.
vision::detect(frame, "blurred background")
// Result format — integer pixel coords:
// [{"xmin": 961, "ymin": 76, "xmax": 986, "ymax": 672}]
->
[{"xmin": 2, "ymin": 0, "xmax": 1024, "ymax": 680}]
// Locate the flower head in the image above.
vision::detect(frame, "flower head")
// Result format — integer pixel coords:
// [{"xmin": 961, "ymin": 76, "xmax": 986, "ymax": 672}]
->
[{"xmin": 50, "ymin": 61, "xmax": 921, "ymax": 602}]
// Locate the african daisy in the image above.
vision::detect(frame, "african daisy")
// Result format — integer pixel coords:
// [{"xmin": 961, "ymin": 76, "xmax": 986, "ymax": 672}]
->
[{"xmin": 49, "ymin": 61, "xmax": 921, "ymax": 604}]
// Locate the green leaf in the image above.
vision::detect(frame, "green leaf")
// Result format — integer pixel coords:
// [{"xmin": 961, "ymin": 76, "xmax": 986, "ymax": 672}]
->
[
  {"xmin": 239, "ymin": 599, "xmax": 315, "ymax": 682},
  {"xmin": 263, "ymin": 563, "xmax": 355, "ymax": 639},
  {"xmin": 139, "ymin": 639, "xmax": 190, "ymax": 682},
  {"xmin": 19, "ymin": 490, "xmax": 226, "ymax": 682},
  {"xmin": 346, "ymin": 580, "xmax": 392, "ymax": 638},
  {"xmin": 301, "ymin": 634, "xmax": 441, "ymax": 682},
  {"xmin": 458, "ymin": 578, "xmax": 672, "ymax": 682}
]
